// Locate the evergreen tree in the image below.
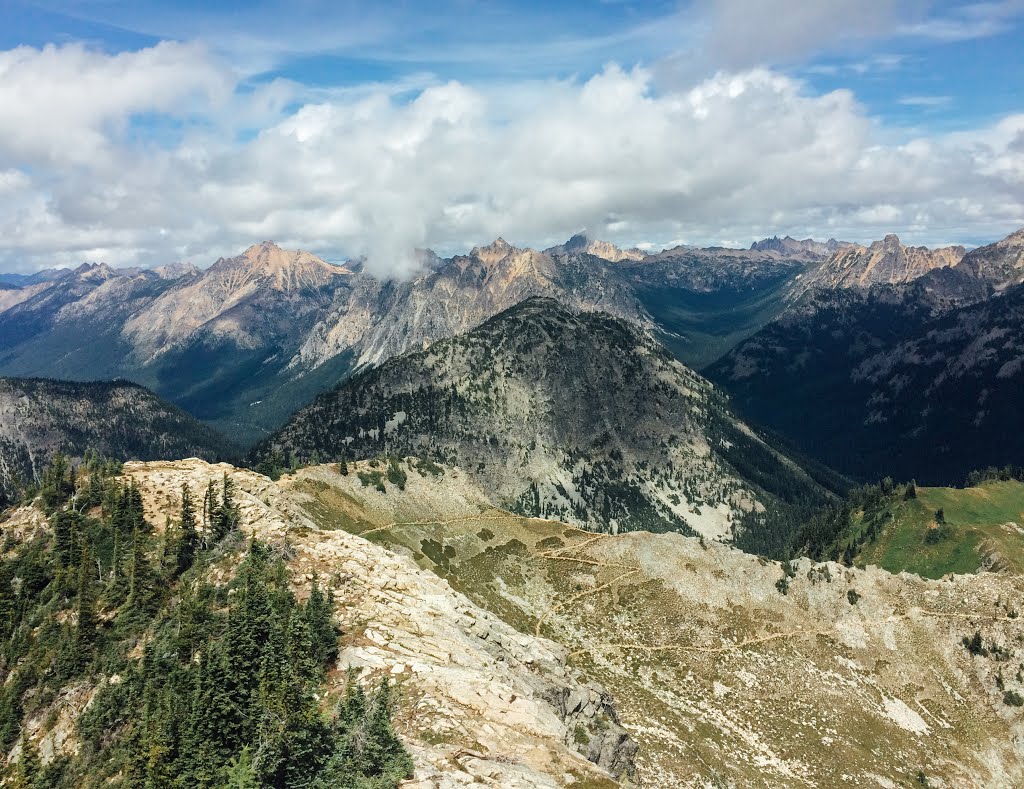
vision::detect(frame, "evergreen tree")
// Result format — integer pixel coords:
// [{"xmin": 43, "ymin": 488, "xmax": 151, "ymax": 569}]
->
[
  {"xmin": 187, "ymin": 640, "xmax": 242, "ymax": 783},
  {"xmin": 203, "ymin": 480, "xmax": 218, "ymax": 536},
  {"xmin": 305, "ymin": 576, "xmax": 338, "ymax": 669},
  {"xmin": 213, "ymin": 473, "xmax": 240, "ymax": 541},
  {"xmin": 10, "ymin": 735, "xmax": 45, "ymax": 789},
  {"xmin": 362, "ymin": 678, "xmax": 413, "ymax": 781},
  {"xmin": 176, "ymin": 483, "xmax": 199, "ymax": 577},
  {"xmin": 127, "ymin": 525, "xmax": 156, "ymax": 614},
  {"xmin": 74, "ymin": 541, "xmax": 97, "ymax": 667},
  {"xmin": 224, "ymin": 747, "xmax": 259, "ymax": 788},
  {"xmin": 52, "ymin": 510, "xmax": 78, "ymax": 569}
]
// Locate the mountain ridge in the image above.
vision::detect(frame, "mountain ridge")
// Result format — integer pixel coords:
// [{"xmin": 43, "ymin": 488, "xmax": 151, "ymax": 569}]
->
[
  {"xmin": 255, "ymin": 297, "xmax": 832, "ymax": 548},
  {"xmin": 0, "ymin": 376, "xmax": 235, "ymax": 502}
]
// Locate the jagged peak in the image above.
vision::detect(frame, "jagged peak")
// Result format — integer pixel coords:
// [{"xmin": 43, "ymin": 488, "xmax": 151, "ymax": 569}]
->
[
  {"xmin": 72, "ymin": 262, "xmax": 118, "ymax": 282},
  {"xmin": 471, "ymin": 237, "xmax": 518, "ymax": 264},
  {"xmin": 205, "ymin": 241, "xmax": 351, "ymax": 293},
  {"xmin": 548, "ymin": 233, "xmax": 644, "ymax": 263}
]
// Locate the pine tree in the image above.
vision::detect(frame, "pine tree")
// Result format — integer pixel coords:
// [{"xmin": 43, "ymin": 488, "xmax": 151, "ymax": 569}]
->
[
  {"xmin": 177, "ymin": 483, "xmax": 199, "ymax": 577},
  {"xmin": 10, "ymin": 735, "xmax": 45, "ymax": 789},
  {"xmin": 203, "ymin": 480, "xmax": 218, "ymax": 536},
  {"xmin": 127, "ymin": 525, "xmax": 155, "ymax": 614},
  {"xmin": 75, "ymin": 541, "xmax": 97, "ymax": 667},
  {"xmin": 362, "ymin": 677, "xmax": 413, "ymax": 780},
  {"xmin": 224, "ymin": 747, "xmax": 259, "ymax": 788},
  {"xmin": 52, "ymin": 510, "xmax": 78, "ymax": 569},
  {"xmin": 213, "ymin": 473, "xmax": 239, "ymax": 541},
  {"xmin": 305, "ymin": 577, "xmax": 338, "ymax": 669},
  {"xmin": 187, "ymin": 641, "xmax": 242, "ymax": 783}
]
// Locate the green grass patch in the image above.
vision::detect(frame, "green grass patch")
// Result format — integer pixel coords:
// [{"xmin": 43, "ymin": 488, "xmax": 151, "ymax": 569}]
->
[{"xmin": 854, "ymin": 481, "xmax": 1024, "ymax": 578}]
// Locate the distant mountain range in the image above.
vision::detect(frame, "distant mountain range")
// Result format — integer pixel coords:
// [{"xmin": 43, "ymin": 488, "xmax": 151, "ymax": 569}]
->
[
  {"xmin": 0, "ymin": 235, "xmax": 827, "ymax": 445},
  {"xmin": 3, "ymin": 226, "xmax": 1023, "ymax": 491},
  {"xmin": 709, "ymin": 228, "xmax": 1024, "ymax": 484}
]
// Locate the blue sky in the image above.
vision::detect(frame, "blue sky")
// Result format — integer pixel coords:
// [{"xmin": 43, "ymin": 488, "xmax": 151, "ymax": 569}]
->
[{"xmin": 0, "ymin": 1, "xmax": 1022, "ymax": 272}]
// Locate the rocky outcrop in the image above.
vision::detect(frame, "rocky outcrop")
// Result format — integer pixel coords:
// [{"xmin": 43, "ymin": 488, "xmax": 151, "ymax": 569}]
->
[
  {"xmin": 749, "ymin": 235, "xmax": 847, "ymax": 259},
  {"xmin": 953, "ymin": 227, "xmax": 1024, "ymax": 292},
  {"xmin": 554, "ymin": 683, "xmax": 638, "ymax": 780},
  {"xmin": 286, "ymin": 459, "xmax": 1024, "ymax": 788},
  {"xmin": 795, "ymin": 233, "xmax": 965, "ymax": 295},
  {"xmin": 546, "ymin": 233, "xmax": 645, "ymax": 262},
  {"xmin": 119, "ymin": 459, "xmax": 637, "ymax": 788}
]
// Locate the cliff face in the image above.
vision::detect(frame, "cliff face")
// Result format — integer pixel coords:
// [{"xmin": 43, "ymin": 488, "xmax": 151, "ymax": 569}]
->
[{"xmin": 795, "ymin": 234, "xmax": 966, "ymax": 295}]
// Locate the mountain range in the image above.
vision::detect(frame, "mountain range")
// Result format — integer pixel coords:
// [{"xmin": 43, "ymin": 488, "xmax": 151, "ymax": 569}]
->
[
  {"xmin": 253, "ymin": 297, "xmax": 833, "ymax": 548},
  {"xmin": 709, "ymin": 228, "xmax": 1024, "ymax": 484},
  {"xmin": 3, "ymin": 225, "xmax": 1023, "ymax": 490},
  {"xmin": 0, "ymin": 235, "xmax": 823, "ymax": 444}
]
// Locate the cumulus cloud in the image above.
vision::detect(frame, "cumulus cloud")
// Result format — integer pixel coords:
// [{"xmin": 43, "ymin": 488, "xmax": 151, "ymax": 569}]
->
[
  {"xmin": 0, "ymin": 42, "xmax": 233, "ymax": 167},
  {"xmin": 0, "ymin": 43, "xmax": 1022, "ymax": 274}
]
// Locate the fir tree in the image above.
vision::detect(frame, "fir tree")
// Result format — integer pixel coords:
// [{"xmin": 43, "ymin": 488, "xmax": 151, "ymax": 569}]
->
[
  {"xmin": 305, "ymin": 576, "xmax": 338, "ymax": 669},
  {"xmin": 127, "ymin": 525, "xmax": 156, "ymax": 614},
  {"xmin": 213, "ymin": 473, "xmax": 240, "ymax": 541},
  {"xmin": 177, "ymin": 483, "xmax": 199, "ymax": 577},
  {"xmin": 74, "ymin": 541, "xmax": 97, "ymax": 667},
  {"xmin": 224, "ymin": 747, "xmax": 259, "ymax": 788},
  {"xmin": 10, "ymin": 735, "xmax": 45, "ymax": 789}
]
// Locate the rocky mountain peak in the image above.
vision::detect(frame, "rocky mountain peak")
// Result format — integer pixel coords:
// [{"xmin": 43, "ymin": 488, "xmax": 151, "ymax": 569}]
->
[
  {"xmin": 953, "ymin": 225, "xmax": 1024, "ymax": 292},
  {"xmin": 796, "ymin": 234, "xmax": 965, "ymax": 294},
  {"xmin": 547, "ymin": 233, "xmax": 645, "ymax": 262},
  {"xmin": 750, "ymin": 235, "xmax": 847, "ymax": 259},
  {"xmin": 72, "ymin": 262, "xmax": 118, "ymax": 283},
  {"xmin": 471, "ymin": 237, "xmax": 518, "ymax": 265},
  {"xmin": 221, "ymin": 241, "xmax": 350, "ymax": 291},
  {"xmin": 152, "ymin": 262, "xmax": 200, "ymax": 280}
]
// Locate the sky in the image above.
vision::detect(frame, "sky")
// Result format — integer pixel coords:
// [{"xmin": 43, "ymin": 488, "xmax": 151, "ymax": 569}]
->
[{"xmin": 0, "ymin": 0, "xmax": 1022, "ymax": 275}]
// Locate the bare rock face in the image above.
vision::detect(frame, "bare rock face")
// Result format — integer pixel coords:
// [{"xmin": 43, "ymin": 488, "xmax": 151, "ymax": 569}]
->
[
  {"xmin": 547, "ymin": 233, "xmax": 645, "ymax": 263},
  {"xmin": 283, "ymin": 459, "xmax": 1024, "ymax": 788},
  {"xmin": 953, "ymin": 227, "xmax": 1024, "ymax": 292},
  {"xmin": 293, "ymin": 238, "xmax": 652, "ymax": 370},
  {"xmin": 122, "ymin": 241, "xmax": 353, "ymax": 360},
  {"xmin": 796, "ymin": 234, "xmax": 966, "ymax": 295},
  {"xmin": 750, "ymin": 235, "xmax": 848, "ymax": 259}
]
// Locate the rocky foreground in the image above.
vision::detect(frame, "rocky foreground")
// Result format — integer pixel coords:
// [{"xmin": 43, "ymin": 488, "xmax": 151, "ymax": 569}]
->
[{"xmin": 45, "ymin": 458, "xmax": 1019, "ymax": 788}]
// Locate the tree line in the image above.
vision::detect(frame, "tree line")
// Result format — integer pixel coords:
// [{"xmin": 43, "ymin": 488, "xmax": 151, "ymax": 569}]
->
[{"xmin": 0, "ymin": 453, "xmax": 412, "ymax": 787}]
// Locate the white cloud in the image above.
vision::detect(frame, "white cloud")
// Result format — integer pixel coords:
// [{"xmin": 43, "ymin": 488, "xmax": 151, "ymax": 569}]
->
[
  {"xmin": 0, "ymin": 41, "xmax": 233, "ymax": 167},
  {"xmin": 0, "ymin": 43, "xmax": 1022, "ymax": 273}
]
